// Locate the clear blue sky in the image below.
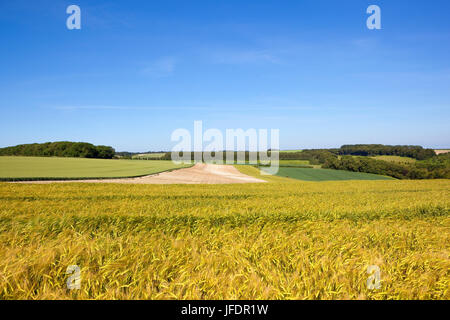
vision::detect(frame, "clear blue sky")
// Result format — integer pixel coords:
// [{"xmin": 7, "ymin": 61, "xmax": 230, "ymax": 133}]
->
[{"xmin": 1, "ymin": 0, "xmax": 449, "ymax": 152}]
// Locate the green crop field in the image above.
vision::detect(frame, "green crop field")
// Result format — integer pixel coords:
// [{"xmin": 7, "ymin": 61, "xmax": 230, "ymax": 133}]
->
[
  {"xmin": 371, "ymin": 156, "xmax": 416, "ymax": 164},
  {"xmin": 261, "ymin": 166, "xmax": 394, "ymax": 181},
  {"xmin": 0, "ymin": 156, "xmax": 190, "ymax": 180},
  {"xmin": 279, "ymin": 149, "xmax": 303, "ymax": 153},
  {"xmin": 258, "ymin": 160, "xmax": 311, "ymax": 167},
  {"xmin": 278, "ymin": 160, "xmax": 311, "ymax": 167},
  {"xmin": 132, "ymin": 153, "xmax": 166, "ymax": 159}
]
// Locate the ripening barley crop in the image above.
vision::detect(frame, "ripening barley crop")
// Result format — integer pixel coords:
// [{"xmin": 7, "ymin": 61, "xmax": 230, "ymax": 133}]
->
[{"xmin": 0, "ymin": 177, "xmax": 448, "ymax": 299}]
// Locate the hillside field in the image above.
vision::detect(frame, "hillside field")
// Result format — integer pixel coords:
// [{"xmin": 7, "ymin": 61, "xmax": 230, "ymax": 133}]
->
[
  {"xmin": 280, "ymin": 149, "xmax": 303, "ymax": 153},
  {"xmin": 371, "ymin": 156, "xmax": 416, "ymax": 164},
  {"xmin": 277, "ymin": 160, "xmax": 311, "ymax": 166},
  {"xmin": 435, "ymin": 149, "xmax": 450, "ymax": 155},
  {"xmin": 258, "ymin": 160, "xmax": 312, "ymax": 167},
  {"xmin": 0, "ymin": 156, "xmax": 189, "ymax": 180},
  {"xmin": 132, "ymin": 153, "xmax": 166, "ymax": 159},
  {"xmin": 0, "ymin": 177, "xmax": 448, "ymax": 299}
]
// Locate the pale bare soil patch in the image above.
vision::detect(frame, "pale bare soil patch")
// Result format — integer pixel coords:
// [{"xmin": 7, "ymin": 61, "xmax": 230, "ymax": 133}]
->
[
  {"xmin": 434, "ymin": 149, "xmax": 450, "ymax": 155},
  {"xmin": 13, "ymin": 163, "xmax": 266, "ymax": 184}
]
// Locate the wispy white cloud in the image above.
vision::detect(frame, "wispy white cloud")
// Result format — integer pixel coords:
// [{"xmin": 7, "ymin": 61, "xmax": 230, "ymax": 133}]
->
[
  {"xmin": 398, "ymin": 32, "xmax": 450, "ymax": 42},
  {"xmin": 141, "ymin": 57, "xmax": 177, "ymax": 77},
  {"xmin": 50, "ymin": 104, "xmax": 362, "ymax": 112},
  {"xmin": 349, "ymin": 69, "xmax": 450, "ymax": 81},
  {"xmin": 351, "ymin": 38, "xmax": 379, "ymax": 50},
  {"xmin": 51, "ymin": 105, "xmax": 205, "ymax": 111},
  {"xmin": 209, "ymin": 49, "xmax": 281, "ymax": 65}
]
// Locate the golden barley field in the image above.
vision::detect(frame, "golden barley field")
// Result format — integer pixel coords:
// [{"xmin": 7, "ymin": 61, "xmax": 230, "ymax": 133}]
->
[{"xmin": 0, "ymin": 169, "xmax": 449, "ymax": 299}]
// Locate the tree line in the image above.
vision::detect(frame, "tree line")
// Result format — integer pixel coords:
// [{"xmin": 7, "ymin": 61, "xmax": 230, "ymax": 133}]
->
[
  {"xmin": 323, "ymin": 154, "xmax": 449, "ymax": 179},
  {"xmin": 160, "ymin": 151, "xmax": 269, "ymax": 162},
  {"xmin": 336, "ymin": 144, "xmax": 436, "ymax": 160},
  {"xmin": 0, "ymin": 142, "xmax": 115, "ymax": 159},
  {"xmin": 278, "ymin": 144, "xmax": 436, "ymax": 161}
]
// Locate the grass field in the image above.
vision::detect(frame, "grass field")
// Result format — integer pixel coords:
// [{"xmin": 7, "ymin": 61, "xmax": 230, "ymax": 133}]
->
[
  {"xmin": 277, "ymin": 160, "xmax": 311, "ymax": 166},
  {"xmin": 371, "ymin": 156, "xmax": 416, "ymax": 164},
  {"xmin": 258, "ymin": 160, "xmax": 312, "ymax": 167},
  {"xmin": 0, "ymin": 178, "xmax": 448, "ymax": 299},
  {"xmin": 261, "ymin": 166, "xmax": 394, "ymax": 181},
  {"xmin": 279, "ymin": 149, "xmax": 302, "ymax": 153},
  {"xmin": 0, "ymin": 156, "xmax": 189, "ymax": 180},
  {"xmin": 132, "ymin": 153, "xmax": 166, "ymax": 159}
]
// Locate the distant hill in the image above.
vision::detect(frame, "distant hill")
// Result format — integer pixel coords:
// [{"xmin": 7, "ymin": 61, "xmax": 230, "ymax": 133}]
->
[{"xmin": 0, "ymin": 142, "xmax": 115, "ymax": 159}]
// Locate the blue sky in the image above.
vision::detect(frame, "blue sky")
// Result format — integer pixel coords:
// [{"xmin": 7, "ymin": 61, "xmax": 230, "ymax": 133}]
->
[{"xmin": 0, "ymin": 0, "xmax": 449, "ymax": 152}]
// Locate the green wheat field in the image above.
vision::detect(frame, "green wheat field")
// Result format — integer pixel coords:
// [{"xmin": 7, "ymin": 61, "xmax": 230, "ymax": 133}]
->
[{"xmin": 0, "ymin": 157, "xmax": 189, "ymax": 180}]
